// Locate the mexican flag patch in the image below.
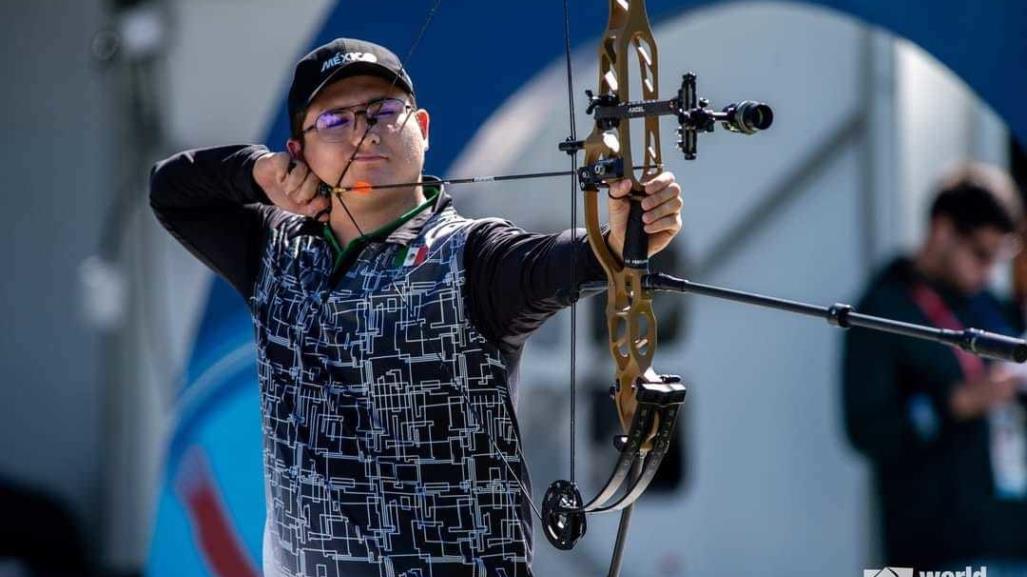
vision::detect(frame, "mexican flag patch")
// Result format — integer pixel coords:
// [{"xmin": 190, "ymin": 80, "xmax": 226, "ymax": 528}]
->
[{"xmin": 395, "ymin": 244, "xmax": 429, "ymax": 268}]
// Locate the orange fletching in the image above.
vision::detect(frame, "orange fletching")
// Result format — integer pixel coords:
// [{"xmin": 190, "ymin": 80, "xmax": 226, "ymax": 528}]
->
[{"xmin": 352, "ymin": 180, "xmax": 373, "ymax": 194}]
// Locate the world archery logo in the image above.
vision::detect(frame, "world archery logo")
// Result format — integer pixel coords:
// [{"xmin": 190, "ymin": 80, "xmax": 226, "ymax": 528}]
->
[
  {"xmin": 320, "ymin": 51, "xmax": 378, "ymax": 73},
  {"xmin": 864, "ymin": 569, "xmax": 913, "ymax": 577},
  {"xmin": 864, "ymin": 567, "xmax": 988, "ymax": 577}
]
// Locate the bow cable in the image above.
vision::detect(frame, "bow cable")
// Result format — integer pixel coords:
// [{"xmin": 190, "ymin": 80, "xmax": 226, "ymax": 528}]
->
[
  {"xmin": 328, "ymin": 0, "xmax": 442, "ymax": 238},
  {"xmin": 562, "ymin": 0, "xmax": 580, "ymax": 488}
]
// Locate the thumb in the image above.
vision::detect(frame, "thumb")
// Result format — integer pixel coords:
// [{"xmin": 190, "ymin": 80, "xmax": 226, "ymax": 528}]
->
[{"xmin": 608, "ymin": 178, "xmax": 633, "ymax": 199}]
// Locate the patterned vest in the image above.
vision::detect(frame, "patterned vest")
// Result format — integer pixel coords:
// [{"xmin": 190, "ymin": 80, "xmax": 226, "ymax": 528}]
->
[{"xmin": 250, "ymin": 202, "xmax": 532, "ymax": 577}]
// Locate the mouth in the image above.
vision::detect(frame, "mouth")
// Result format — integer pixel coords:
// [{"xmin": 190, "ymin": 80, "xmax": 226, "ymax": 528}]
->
[{"xmin": 352, "ymin": 154, "xmax": 387, "ymax": 163}]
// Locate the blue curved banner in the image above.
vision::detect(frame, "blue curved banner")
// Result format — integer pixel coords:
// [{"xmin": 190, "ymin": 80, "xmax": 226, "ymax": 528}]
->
[{"xmin": 146, "ymin": 1, "xmax": 1027, "ymax": 575}]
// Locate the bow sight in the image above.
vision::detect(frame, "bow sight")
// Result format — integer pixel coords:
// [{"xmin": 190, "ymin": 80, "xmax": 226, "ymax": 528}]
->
[{"xmin": 560, "ymin": 72, "xmax": 774, "ymax": 188}]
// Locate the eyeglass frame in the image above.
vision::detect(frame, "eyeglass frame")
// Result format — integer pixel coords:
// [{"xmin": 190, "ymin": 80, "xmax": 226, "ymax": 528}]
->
[
  {"xmin": 301, "ymin": 96, "xmax": 415, "ymax": 141},
  {"xmin": 957, "ymin": 229, "xmax": 1022, "ymax": 266}
]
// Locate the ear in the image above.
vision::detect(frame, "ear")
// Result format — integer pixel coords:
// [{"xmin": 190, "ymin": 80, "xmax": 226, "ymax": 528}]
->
[
  {"xmin": 415, "ymin": 109, "xmax": 430, "ymax": 150},
  {"xmin": 286, "ymin": 138, "xmax": 304, "ymax": 161},
  {"xmin": 930, "ymin": 215, "xmax": 959, "ymax": 249}
]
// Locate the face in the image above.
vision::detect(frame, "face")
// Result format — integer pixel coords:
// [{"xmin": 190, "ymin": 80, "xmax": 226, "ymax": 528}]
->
[
  {"xmin": 934, "ymin": 218, "xmax": 1018, "ymax": 294},
  {"xmin": 288, "ymin": 74, "xmax": 429, "ymax": 203}
]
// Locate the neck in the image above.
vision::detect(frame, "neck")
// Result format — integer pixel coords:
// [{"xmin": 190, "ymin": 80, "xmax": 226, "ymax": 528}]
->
[{"xmin": 328, "ymin": 184, "xmax": 426, "ymax": 246}]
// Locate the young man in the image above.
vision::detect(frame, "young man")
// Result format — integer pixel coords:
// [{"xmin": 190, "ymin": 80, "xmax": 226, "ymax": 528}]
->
[
  {"xmin": 151, "ymin": 38, "xmax": 683, "ymax": 577},
  {"xmin": 843, "ymin": 164, "xmax": 1027, "ymax": 571}
]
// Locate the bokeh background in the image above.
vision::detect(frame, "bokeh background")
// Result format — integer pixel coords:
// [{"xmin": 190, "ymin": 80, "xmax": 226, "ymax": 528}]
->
[{"xmin": 2, "ymin": 1, "xmax": 1026, "ymax": 576}]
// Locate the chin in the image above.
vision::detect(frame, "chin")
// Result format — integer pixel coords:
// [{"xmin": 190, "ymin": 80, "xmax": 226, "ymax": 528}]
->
[{"xmin": 351, "ymin": 167, "xmax": 392, "ymax": 184}]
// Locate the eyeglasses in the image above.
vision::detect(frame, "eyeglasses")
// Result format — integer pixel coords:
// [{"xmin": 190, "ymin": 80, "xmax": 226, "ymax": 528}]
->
[
  {"xmin": 302, "ymin": 97, "xmax": 413, "ymax": 142},
  {"xmin": 959, "ymin": 232, "xmax": 1022, "ymax": 266}
]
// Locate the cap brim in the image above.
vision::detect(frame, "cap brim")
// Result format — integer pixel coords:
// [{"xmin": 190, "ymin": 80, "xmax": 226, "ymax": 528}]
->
[{"xmin": 304, "ymin": 62, "xmax": 414, "ymax": 108}]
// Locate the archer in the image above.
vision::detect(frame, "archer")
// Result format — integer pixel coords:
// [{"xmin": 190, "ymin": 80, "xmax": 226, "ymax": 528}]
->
[{"xmin": 150, "ymin": 37, "xmax": 683, "ymax": 577}]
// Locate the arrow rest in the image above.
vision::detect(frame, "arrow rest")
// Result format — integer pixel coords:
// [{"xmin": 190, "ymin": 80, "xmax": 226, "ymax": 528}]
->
[{"xmin": 577, "ymin": 158, "xmax": 625, "ymax": 189}]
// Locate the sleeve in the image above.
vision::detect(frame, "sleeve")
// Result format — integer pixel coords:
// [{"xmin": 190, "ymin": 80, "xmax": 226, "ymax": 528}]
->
[
  {"xmin": 463, "ymin": 218, "xmax": 607, "ymax": 352},
  {"xmin": 149, "ymin": 144, "xmax": 276, "ymax": 300},
  {"xmin": 841, "ymin": 292, "xmax": 961, "ymax": 467}
]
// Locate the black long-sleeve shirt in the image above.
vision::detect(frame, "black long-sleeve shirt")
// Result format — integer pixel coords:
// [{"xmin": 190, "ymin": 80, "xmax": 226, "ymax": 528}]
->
[{"xmin": 149, "ymin": 144, "xmax": 607, "ymax": 353}]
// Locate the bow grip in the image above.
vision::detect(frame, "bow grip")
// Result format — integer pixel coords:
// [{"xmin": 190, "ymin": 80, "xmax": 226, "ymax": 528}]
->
[{"xmin": 622, "ymin": 194, "xmax": 649, "ymax": 269}]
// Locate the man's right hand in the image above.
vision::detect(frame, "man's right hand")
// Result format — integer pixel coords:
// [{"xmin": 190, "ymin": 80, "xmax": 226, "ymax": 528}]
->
[
  {"xmin": 949, "ymin": 366, "xmax": 1020, "ymax": 421},
  {"xmin": 253, "ymin": 151, "xmax": 331, "ymax": 222}
]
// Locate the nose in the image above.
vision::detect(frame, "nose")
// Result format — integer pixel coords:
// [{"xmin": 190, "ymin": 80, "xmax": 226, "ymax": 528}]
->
[{"xmin": 348, "ymin": 114, "xmax": 380, "ymax": 146}]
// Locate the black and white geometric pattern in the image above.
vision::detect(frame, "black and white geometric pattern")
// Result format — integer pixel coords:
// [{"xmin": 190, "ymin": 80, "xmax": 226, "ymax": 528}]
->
[{"xmin": 249, "ymin": 205, "xmax": 532, "ymax": 577}]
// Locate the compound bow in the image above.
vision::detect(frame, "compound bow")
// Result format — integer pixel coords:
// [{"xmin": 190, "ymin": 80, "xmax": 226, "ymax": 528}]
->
[{"xmin": 539, "ymin": 0, "xmax": 773, "ymax": 568}]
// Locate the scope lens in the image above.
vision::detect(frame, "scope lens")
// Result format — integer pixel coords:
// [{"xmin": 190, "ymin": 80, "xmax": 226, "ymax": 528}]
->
[{"xmin": 744, "ymin": 102, "xmax": 773, "ymax": 130}]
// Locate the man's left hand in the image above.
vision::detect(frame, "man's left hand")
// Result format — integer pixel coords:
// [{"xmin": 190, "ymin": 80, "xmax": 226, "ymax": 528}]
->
[{"xmin": 606, "ymin": 171, "xmax": 683, "ymax": 261}]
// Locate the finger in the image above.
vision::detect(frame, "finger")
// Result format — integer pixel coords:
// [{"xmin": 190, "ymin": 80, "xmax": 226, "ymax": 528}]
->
[
  {"xmin": 991, "ymin": 366, "xmax": 1017, "ymax": 382},
  {"xmin": 642, "ymin": 184, "xmax": 683, "ymax": 212},
  {"xmin": 642, "ymin": 171, "xmax": 675, "ymax": 195},
  {"xmin": 993, "ymin": 365, "xmax": 1016, "ymax": 377},
  {"xmin": 644, "ymin": 213, "xmax": 682, "ymax": 234},
  {"xmin": 642, "ymin": 193, "xmax": 684, "ymax": 224},
  {"xmin": 995, "ymin": 383, "xmax": 1018, "ymax": 402},
  {"xmin": 308, "ymin": 196, "xmax": 331, "ymax": 219},
  {"xmin": 995, "ymin": 373, "xmax": 1021, "ymax": 388},
  {"xmin": 293, "ymin": 170, "xmax": 321, "ymax": 204},
  {"xmin": 273, "ymin": 153, "xmax": 294, "ymax": 184},
  {"xmin": 284, "ymin": 161, "xmax": 309, "ymax": 195}
]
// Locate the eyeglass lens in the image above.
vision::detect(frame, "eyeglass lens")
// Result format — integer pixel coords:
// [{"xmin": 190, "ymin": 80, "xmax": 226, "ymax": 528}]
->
[{"xmin": 314, "ymin": 99, "xmax": 408, "ymax": 141}]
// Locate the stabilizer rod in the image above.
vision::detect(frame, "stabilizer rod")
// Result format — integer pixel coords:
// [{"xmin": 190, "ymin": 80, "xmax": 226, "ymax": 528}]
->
[{"xmin": 643, "ymin": 272, "xmax": 1027, "ymax": 363}]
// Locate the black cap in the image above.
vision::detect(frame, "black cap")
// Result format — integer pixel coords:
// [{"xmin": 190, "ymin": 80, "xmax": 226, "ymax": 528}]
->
[{"xmin": 287, "ymin": 38, "xmax": 414, "ymax": 134}]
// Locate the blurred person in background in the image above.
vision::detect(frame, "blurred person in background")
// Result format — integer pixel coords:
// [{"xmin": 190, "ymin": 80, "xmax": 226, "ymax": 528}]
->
[
  {"xmin": 844, "ymin": 163, "xmax": 1027, "ymax": 574},
  {"xmin": 149, "ymin": 38, "xmax": 682, "ymax": 577},
  {"xmin": 0, "ymin": 477, "xmax": 88, "ymax": 577},
  {"xmin": 1011, "ymin": 225, "xmax": 1027, "ymax": 318}
]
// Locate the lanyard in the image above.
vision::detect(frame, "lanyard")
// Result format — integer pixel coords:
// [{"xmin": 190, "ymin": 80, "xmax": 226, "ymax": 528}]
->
[{"xmin": 909, "ymin": 282, "xmax": 985, "ymax": 381}]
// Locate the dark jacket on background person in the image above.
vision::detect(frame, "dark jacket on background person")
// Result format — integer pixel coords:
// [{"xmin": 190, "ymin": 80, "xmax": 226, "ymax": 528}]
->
[{"xmin": 843, "ymin": 256, "xmax": 1027, "ymax": 568}]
